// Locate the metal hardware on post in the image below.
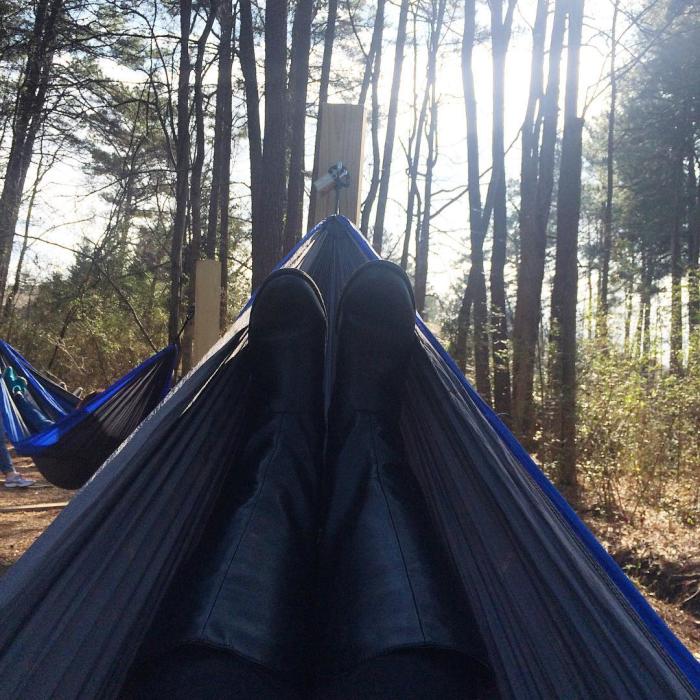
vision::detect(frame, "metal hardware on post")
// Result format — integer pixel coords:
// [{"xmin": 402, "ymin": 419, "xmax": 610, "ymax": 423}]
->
[{"xmin": 328, "ymin": 161, "xmax": 350, "ymax": 214}]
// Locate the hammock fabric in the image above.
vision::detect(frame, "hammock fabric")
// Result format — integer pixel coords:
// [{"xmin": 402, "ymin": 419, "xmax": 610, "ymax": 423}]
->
[
  {"xmin": 0, "ymin": 216, "xmax": 698, "ymax": 699},
  {"xmin": 0, "ymin": 340, "xmax": 177, "ymax": 489}
]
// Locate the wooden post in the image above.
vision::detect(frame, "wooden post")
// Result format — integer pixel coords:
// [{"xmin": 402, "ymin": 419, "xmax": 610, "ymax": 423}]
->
[
  {"xmin": 309, "ymin": 103, "xmax": 365, "ymax": 225},
  {"xmin": 193, "ymin": 259, "xmax": 222, "ymax": 364}
]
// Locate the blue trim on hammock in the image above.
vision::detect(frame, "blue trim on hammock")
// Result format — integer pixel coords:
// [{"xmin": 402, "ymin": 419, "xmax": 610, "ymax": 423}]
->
[
  {"xmin": 332, "ymin": 215, "xmax": 700, "ymax": 690},
  {"xmin": 8, "ymin": 345, "xmax": 177, "ymax": 455}
]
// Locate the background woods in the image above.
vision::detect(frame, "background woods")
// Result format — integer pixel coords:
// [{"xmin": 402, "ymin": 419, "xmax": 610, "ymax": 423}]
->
[{"xmin": 0, "ymin": 0, "xmax": 699, "ymax": 641}]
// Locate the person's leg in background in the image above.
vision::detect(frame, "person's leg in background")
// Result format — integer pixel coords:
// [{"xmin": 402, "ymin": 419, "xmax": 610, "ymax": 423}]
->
[
  {"xmin": 12, "ymin": 391, "xmax": 53, "ymax": 433},
  {"xmin": 123, "ymin": 269, "xmax": 327, "ymax": 699},
  {"xmin": 0, "ymin": 421, "xmax": 34, "ymax": 488},
  {"xmin": 317, "ymin": 262, "xmax": 497, "ymax": 699}
]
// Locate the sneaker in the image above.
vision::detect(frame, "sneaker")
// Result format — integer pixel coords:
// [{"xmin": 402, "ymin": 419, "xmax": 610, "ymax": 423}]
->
[{"xmin": 4, "ymin": 472, "xmax": 36, "ymax": 488}]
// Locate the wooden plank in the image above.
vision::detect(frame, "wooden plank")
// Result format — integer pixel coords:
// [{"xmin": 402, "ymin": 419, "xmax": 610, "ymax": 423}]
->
[
  {"xmin": 0, "ymin": 502, "xmax": 69, "ymax": 513},
  {"xmin": 309, "ymin": 103, "xmax": 365, "ymax": 226},
  {"xmin": 193, "ymin": 259, "xmax": 222, "ymax": 364}
]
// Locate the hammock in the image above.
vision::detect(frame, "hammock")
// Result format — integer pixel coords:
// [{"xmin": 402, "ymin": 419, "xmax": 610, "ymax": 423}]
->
[
  {"xmin": 0, "ymin": 340, "xmax": 177, "ymax": 489},
  {"xmin": 0, "ymin": 216, "xmax": 698, "ymax": 699}
]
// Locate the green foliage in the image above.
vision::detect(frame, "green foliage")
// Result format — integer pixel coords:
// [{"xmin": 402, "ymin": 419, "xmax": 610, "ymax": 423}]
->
[{"xmin": 576, "ymin": 339, "xmax": 700, "ymax": 526}]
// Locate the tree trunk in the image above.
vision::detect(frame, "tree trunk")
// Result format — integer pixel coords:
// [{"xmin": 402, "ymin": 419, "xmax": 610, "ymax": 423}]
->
[
  {"xmin": 372, "ymin": 0, "xmax": 409, "ymax": 253},
  {"xmin": 0, "ymin": 0, "xmax": 62, "ymax": 302},
  {"xmin": 597, "ymin": 0, "xmax": 619, "ymax": 336},
  {"xmin": 511, "ymin": 0, "xmax": 566, "ymax": 445},
  {"xmin": 640, "ymin": 261, "xmax": 652, "ymax": 359},
  {"xmin": 400, "ymin": 8, "xmax": 424, "ymax": 271},
  {"xmin": 307, "ymin": 0, "xmax": 337, "ymax": 231},
  {"xmin": 414, "ymin": 80, "xmax": 439, "ymax": 314},
  {"xmin": 549, "ymin": 0, "xmax": 584, "ymax": 504},
  {"xmin": 284, "ymin": 0, "xmax": 314, "ymax": 251},
  {"xmin": 168, "ymin": 0, "xmax": 192, "ymax": 347},
  {"xmin": 460, "ymin": 0, "xmax": 491, "ymax": 402},
  {"xmin": 253, "ymin": 1, "xmax": 288, "ymax": 288},
  {"xmin": 489, "ymin": 0, "xmax": 515, "ymax": 418},
  {"xmin": 3, "ymin": 134, "xmax": 57, "ymax": 325},
  {"xmin": 182, "ymin": 6, "xmax": 216, "ymax": 372},
  {"xmin": 688, "ymin": 151, "xmax": 700, "ymax": 365},
  {"xmin": 239, "ymin": 0, "xmax": 263, "ymax": 264},
  {"xmin": 218, "ymin": 0, "xmax": 234, "ymax": 330},
  {"xmin": 359, "ymin": 0, "xmax": 386, "ymax": 237},
  {"xmin": 358, "ymin": 1, "xmax": 384, "ymax": 109},
  {"xmin": 670, "ymin": 152, "xmax": 684, "ymax": 374}
]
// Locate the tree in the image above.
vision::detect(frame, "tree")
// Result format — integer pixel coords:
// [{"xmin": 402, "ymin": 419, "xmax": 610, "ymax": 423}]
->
[
  {"xmin": 167, "ymin": 0, "xmax": 192, "ymax": 347},
  {"xmin": 253, "ymin": 1, "xmax": 287, "ymax": 287},
  {"xmin": 456, "ymin": 0, "xmax": 492, "ymax": 402},
  {"xmin": 372, "ymin": 0, "xmax": 409, "ymax": 253},
  {"xmin": 307, "ymin": 0, "xmax": 337, "ymax": 231},
  {"xmin": 0, "ymin": 0, "xmax": 63, "ymax": 303},
  {"xmin": 239, "ymin": 0, "xmax": 263, "ymax": 262},
  {"xmin": 549, "ymin": 0, "xmax": 585, "ymax": 503},
  {"xmin": 489, "ymin": 0, "xmax": 517, "ymax": 419},
  {"xmin": 511, "ymin": 0, "xmax": 567, "ymax": 444},
  {"xmin": 284, "ymin": 0, "xmax": 314, "ymax": 251},
  {"xmin": 414, "ymin": 0, "xmax": 447, "ymax": 315},
  {"xmin": 359, "ymin": 0, "xmax": 386, "ymax": 238}
]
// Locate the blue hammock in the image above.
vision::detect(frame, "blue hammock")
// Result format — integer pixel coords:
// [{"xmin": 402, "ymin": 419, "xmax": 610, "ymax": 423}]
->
[
  {"xmin": 0, "ymin": 217, "xmax": 697, "ymax": 698},
  {"xmin": 0, "ymin": 340, "xmax": 177, "ymax": 488}
]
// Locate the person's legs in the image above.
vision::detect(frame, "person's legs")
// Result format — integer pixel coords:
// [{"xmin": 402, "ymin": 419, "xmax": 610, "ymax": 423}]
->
[
  {"xmin": 125, "ymin": 269, "xmax": 327, "ymax": 696},
  {"xmin": 13, "ymin": 392, "xmax": 53, "ymax": 433},
  {"xmin": 0, "ymin": 422, "xmax": 34, "ymax": 487},
  {"xmin": 317, "ymin": 262, "xmax": 495, "ymax": 697}
]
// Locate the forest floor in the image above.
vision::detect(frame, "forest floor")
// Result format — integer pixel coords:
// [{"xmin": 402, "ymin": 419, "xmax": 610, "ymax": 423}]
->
[
  {"xmin": 0, "ymin": 453, "xmax": 698, "ymax": 660},
  {"xmin": 0, "ymin": 454, "xmax": 72, "ymax": 577}
]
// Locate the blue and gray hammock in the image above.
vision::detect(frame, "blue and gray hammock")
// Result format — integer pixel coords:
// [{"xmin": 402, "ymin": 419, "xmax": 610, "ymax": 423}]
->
[
  {"xmin": 0, "ymin": 340, "xmax": 177, "ymax": 489},
  {"xmin": 0, "ymin": 217, "xmax": 698, "ymax": 698}
]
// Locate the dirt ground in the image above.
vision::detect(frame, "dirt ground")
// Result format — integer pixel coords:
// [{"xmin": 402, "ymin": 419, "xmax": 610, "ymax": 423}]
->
[
  {"xmin": 0, "ymin": 452, "xmax": 73, "ymax": 577},
  {"xmin": 1, "ymin": 452, "xmax": 698, "ymax": 660}
]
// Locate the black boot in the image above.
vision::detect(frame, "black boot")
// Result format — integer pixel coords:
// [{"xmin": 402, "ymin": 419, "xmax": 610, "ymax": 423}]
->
[
  {"xmin": 126, "ymin": 269, "xmax": 327, "ymax": 698},
  {"xmin": 317, "ymin": 261, "xmax": 494, "ymax": 697}
]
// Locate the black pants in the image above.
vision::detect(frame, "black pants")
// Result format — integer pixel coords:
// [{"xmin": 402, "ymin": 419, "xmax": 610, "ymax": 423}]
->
[
  {"xmin": 124, "ymin": 401, "xmax": 495, "ymax": 698},
  {"xmin": 127, "ymin": 645, "xmax": 494, "ymax": 699}
]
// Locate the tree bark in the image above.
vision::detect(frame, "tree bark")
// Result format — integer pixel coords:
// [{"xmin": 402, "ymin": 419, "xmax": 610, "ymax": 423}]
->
[
  {"xmin": 511, "ymin": 0, "xmax": 566, "ymax": 444},
  {"xmin": 0, "ymin": 0, "xmax": 62, "ymax": 303},
  {"xmin": 168, "ymin": 0, "xmax": 192, "ymax": 347},
  {"xmin": 459, "ymin": 0, "xmax": 491, "ymax": 402},
  {"xmin": 670, "ymin": 151, "xmax": 684, "ymax": 374},
  {"xmin": 253, "ymin": 0, "xmax": 288, "ymax": 287},
  {"xmin": 359, "ymin": 0, "xmax": 386, "ymax": 237},
  {"xmin": 489, "ymin": 0, "xmax": 516, "ymax": 418},
  {"xmin": 549, "ymin": 0, "xmax": 584, "ymax": 504},
  {"xmin": 372, "ymin": 0, "xmax": 409, "ymax": 253},
  {"xmin": 284, "ymin": 0, "xmax": 314, "ymax": 251},
  {"xmin": 597, "ymin": 0, "xmax": 619, "ymax": 337},
  {"xmin": 687, "ymin": 151, "xmax": 700, "ymax": 365},
  {"xmin": 400, "ymin": 9, "xmax": 425, "ymax": 271},
  {"xmin": 239, "ymin": 0, "xmax": 263, "ymax": 264},
  {"xmin": 414, "ymin": 78, "xmax": 439, "ymax": 314},
  {"xmin": 217, "ymin": 0, "xmax": 234, "ymax": 330},
  {"xmin": 182, "ymin": 4, "xmax": 216, "ymax": 372},
  {"xmin": 307, "ymin": 0, "xmax": 337, "ymax": 231}
]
